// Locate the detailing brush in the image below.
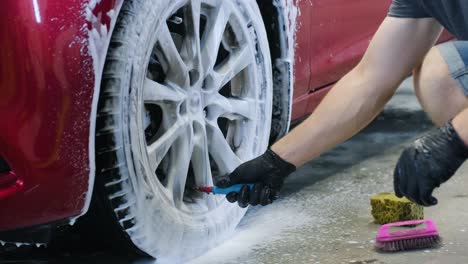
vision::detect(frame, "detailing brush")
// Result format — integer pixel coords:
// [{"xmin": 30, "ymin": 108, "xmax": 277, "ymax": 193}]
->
[
  {"xmin": 195, "ymin": 184, "xmax": 255, "ymax": 195},
  {"xmin": 375, "ymin": 219, "xmax": 441, "ymax": 252}
]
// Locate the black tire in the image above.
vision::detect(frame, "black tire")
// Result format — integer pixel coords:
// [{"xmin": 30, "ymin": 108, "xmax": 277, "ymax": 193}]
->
[{"xmin": 94, "ymin": 0, "xmax": 273, "ymax": 261}]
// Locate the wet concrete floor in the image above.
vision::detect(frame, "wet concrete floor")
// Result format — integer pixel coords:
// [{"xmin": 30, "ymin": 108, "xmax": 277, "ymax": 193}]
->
[{"xmin": 2, "ymin": 79, "xmax": 468, "ymax": 264}]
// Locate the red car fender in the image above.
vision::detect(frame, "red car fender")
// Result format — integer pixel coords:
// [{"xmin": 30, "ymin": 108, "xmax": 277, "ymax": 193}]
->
[{"xmin": 0, "ymin": 0, "xmax": 122, "ymax": 231}]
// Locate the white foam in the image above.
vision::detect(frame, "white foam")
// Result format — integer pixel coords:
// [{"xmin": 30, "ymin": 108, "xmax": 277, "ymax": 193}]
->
[
  {"xmin": 189, "ymin": 204, "xmax": 311, "ymax": 264},
  {"xmin": 69, "ymin": 0, "xmax": 124, "ymax": 223}
]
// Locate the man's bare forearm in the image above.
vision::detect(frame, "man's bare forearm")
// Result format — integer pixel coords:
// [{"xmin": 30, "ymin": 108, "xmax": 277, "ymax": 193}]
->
[
  {"xmin": 270, "ymin": 17, "xmax": 442, "ymax": 168},
  {"xmin": 271, "ymin": 68, "xmax": 398, "ymax": 167}
]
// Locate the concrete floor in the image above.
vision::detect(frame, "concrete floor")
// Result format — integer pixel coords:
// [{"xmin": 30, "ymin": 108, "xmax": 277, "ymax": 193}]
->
[
  {"xmin": 189, "ymin": 79, "xmax": 468, "ymax": 264},
  {"xmin": 2, "ymin": 79, "xmax": 468, "ymax": 264}
]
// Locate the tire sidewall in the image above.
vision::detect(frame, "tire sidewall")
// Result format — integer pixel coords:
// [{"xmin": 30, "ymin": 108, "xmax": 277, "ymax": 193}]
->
[{"xmin": 111, "ymin": 0, "xmax": 273, "ymax": 259}]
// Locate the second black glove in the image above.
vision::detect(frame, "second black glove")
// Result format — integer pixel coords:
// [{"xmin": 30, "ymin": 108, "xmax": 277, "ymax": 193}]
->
[{"xmin": 394, "ymin": 122, "xmax": 468, "ymax": 206}]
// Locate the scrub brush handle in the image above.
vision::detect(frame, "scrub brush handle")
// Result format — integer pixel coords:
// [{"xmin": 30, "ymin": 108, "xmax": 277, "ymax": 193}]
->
[
  {"xmin": 379, "ymin": 219, "xmax": 437, "ymax": 237},
  {"xmin": 212, "ymin": 184, "xmax": 255, "ymax": 195}
]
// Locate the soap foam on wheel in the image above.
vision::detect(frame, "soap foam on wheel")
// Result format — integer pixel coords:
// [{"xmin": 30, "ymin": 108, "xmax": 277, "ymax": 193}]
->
[{"xmin": 93, "ymin": 0, "xmax": 275, "ymax": 262}]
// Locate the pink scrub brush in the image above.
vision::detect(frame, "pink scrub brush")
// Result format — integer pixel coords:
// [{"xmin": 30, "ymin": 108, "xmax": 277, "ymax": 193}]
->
[{"xmin": 375, "ymin": 219, "xmax": 441, "ymax": 252}]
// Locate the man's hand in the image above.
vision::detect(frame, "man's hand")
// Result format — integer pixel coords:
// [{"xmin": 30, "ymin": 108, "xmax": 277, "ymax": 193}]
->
[
  {"xmin": 394, "ymin": 122, "xmax": 468, "ymax": 206},
  {"xmin": 216, "ymin": 149, "xmax": 296, "ymax": 208}
]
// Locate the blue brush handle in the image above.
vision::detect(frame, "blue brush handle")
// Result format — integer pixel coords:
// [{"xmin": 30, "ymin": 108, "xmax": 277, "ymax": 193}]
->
[{"xmin": 212, "ymin": 184, "xmax": 255, "ymax": 195}]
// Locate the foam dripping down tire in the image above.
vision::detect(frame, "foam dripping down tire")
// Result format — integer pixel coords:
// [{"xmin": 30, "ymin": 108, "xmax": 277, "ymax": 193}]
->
[{"xmin": 94, "ymin": 0, "xmax": 273, "ymax": 261}]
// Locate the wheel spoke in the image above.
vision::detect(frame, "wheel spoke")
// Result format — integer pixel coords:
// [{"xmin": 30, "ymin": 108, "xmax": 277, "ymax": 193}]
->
[
  {"xmin": 147, "ymin": 118, "xmax": 190, "ymax": 168},
  {"xmin": 166, "ymin": 125, "xmax": 194, "ymax": 207},
  {"xmin": 215, "ymin": 46, "xmax": 252, "ymax": 89},
  {"xmin": 201, "ymin": 2, "xmax": 231, "ymax": 74},
  {"xmin": 192, "ymin": 124, "xmax": 213, "ymax": 186},
  {"xmin": 223, "ymin": 97, "xmax": 255, "ymax": 120},
  {"xmin": 206, "ymin": 94, "xmax": 256, "ymax": 121},
  {"xmin": 185, "ymin": 0, "xmax": 202, "ymax": 68},
  {"xmin": 157, "ymin": 23, "xmax": 188, "ymax": 86},
  {"xmin": 206, "ymin": 121, "xmax": 241, "ymax": 175},
  {"xmin": 192, "ymin": 123, "xmax": 218, "ymax": 209},
  {"xmin": 143, "ymin": 78, "xmax": 185, "ymax": 103}
]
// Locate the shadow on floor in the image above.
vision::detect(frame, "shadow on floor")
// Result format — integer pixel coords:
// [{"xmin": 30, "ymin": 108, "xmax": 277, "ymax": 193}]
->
[{"xmin": 281, "ymin": 109, "xmax": 433, "ymax": 197}]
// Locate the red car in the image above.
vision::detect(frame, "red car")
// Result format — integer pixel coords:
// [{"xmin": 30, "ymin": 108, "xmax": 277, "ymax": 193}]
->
[{"xmin": 1, "ymin": 0, "xmax": 403, "ymax": 260}]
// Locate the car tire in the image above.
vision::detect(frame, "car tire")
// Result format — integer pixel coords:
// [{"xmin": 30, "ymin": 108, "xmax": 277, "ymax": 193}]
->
[{"xmin": 94, "ymin": 0, "xmax": 273, "ymax": 260}]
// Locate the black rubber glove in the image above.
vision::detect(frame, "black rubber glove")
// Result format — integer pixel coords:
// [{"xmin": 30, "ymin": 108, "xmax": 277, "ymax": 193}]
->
[
  {"xmin": 394, "ymin": 121, "xmax": 468, "ymax": 206},
  {"xmin": 216, "ymin": 149, "xmax": 296, "ymax": 208}
]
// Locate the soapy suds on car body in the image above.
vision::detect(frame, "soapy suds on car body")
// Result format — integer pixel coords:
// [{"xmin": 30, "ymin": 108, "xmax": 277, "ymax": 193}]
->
[
  {"xmin": 71, "ymin": 0, "xmax": 123, "ymax": 224},
  {"xmin": 0, "ymin": 0, "xmax": 122, "ymax": 246}
]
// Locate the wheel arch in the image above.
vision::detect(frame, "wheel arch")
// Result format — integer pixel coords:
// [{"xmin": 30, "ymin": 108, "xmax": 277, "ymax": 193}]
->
[
  {"xmin": 256, "ymin": 0, "xmax": 296, "ymax": 144},
  {"xmin": 0, "ymin": 0, "xmax": 125, "ymax": 234}
]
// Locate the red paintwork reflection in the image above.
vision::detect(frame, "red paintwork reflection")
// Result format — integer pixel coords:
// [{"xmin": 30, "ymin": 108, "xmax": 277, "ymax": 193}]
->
[
  {"xmin": 0, "ymin": 172, "xmax": 23, "ymax": 200},
  {"xmin": 0, "ymin": 0, "xmax": 116, "ymax": 231},
  {"xmin": 295, "ymin": 1, "xmax": 453, "ymax": 118},
  {"xmin": 292, "ymin": 1, "xmax": 313, "ymax": 101},
  {"xmin": 292, "ymin": 0, "xmax": 391, "ymax": 119},
  {"xmin": 309, "ymin": 0, "xmax": 392, "ymax": 91}
]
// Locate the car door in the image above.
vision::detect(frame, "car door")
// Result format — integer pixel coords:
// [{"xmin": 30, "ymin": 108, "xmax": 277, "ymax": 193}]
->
[
  {"xmin": 309, "ymin": 0, "xmax": 392, "ymax": 91},
  {"xmin": 291, "ymin": 1, "xmax": 314, "ymax": 118}
]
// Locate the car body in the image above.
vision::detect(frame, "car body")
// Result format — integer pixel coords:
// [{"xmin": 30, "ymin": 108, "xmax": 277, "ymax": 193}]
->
[
  {"xmin": 0, "ymin": 0, "xmax": 121, "ymax": 233},
  {"xmin": 0, "ymin": 0, "xmax": 451, "ymax": 257}
]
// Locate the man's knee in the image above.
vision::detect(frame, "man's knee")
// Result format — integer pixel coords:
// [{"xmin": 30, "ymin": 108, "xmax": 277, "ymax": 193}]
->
[
  {"xmin": 412, "ymin": 45, "xmax": 468, "ymax": 126},
  {"xmin": 413, "ymin": 46, "xmax": 453, "ymax": 98}
]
